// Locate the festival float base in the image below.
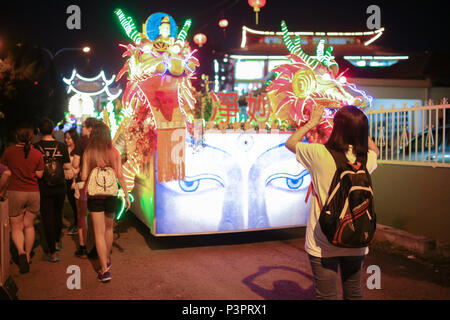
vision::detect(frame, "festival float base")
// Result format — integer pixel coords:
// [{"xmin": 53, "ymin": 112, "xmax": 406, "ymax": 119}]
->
[
  {"xmin": 111, "ymin": 11, "xmax": 372, "ymax": 236},
  {"xmin": 124, "ymin": 130, "xmax": 311, "ymax": 236}
]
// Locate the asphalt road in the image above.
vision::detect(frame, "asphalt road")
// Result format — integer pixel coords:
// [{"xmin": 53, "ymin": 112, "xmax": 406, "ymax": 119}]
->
[{"xmin": 6, "ymin": 203, "xmax": 450, "ymax": 301}]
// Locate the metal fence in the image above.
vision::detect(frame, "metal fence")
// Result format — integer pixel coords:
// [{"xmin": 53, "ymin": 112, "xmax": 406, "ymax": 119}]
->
[{"xmin": 366, "ymin": 99, "xmax": 450, "ymax": 168}]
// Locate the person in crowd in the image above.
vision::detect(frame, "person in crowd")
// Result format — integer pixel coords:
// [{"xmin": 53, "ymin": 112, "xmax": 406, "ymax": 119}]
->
[
  {"xmin": 285, "ymin": 105, "xmax": 380, "ymax": 300},
  {"xmin": 65, "ymin": 128, "xmax": 79, "ymax": 235},
  {"xmin": 1, "ymin": 124, "xmax": 44, "ymax": 273},
  {"xmin": 0, "ymin": 163, "xmax": 11, "ymax": 199},
  {"xmin": 53, "ymin": 123, "xmax": 66, "ymax": 144},
  {"xmin": 81, "ymin": 122, "xmax": 130, "ymax": 282},
  {"xmin": 31, "ymin": 127, "xmax": 42, "ymax": 144},
  {"xmin": 34, "ymin": 118, "xmax": 72, "ymax": 262},
  {"xmin": 72, "ymin": 117, "xmax": 99, "ymax": 258}
]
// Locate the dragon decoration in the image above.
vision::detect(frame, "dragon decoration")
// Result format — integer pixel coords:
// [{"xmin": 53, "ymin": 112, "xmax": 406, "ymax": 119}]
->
[
  {"xmin": 113, "ymin": 10, "xmax": 199, "ymax": 190},
  {"xmin": 267, "ymin": 20, "xmax": 372, "ymax": 143}
]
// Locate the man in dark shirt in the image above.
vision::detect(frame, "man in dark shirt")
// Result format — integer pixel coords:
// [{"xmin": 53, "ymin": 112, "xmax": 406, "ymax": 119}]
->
[{"xmin": 34, "ymin": 118, "xmax": 72, "ymax": 262}]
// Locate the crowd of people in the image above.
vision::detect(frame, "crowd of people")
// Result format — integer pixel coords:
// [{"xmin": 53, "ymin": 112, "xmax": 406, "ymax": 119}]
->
[
  {"xmin": 0, "ymin": 117, "xmax": 130, "ymax": 282},
  {"xmin": 0, "ymin": 105, "xmax": 380, "ymax": 298}
]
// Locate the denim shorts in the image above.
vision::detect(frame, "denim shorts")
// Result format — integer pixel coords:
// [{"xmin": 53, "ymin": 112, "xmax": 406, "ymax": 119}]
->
[
  {"xmin": 87, "ymin": 196, "xmax": 118, "ymax": 214},
  {"xmin": 6, "ymin": 191, "xmax": 40, "ymax": 217}
]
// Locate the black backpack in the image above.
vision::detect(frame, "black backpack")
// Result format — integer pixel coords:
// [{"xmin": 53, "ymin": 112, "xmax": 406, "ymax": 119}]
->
[
  {"xmin": 317, "ymin": 146, "xmax": 376, "ymax": 248},
  {"xmin": 36, "ymin": 143, "xmax": 65, "ymax": 187}
]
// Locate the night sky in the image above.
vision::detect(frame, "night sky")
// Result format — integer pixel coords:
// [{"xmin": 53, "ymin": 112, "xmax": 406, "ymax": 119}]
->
[{"xmin": 1, "ymin": 0, "xmax": 449, "ymax": 79}]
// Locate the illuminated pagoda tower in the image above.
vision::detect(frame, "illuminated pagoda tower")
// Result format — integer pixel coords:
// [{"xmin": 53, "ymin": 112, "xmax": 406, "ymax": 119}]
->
[{"xmin": 62, "ymin": 69, "xmax": 123, "ymax": 135}]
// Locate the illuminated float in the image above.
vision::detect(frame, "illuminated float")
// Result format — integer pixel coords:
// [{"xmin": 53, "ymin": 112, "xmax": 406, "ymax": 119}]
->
[{"xmin": 112, "ymin": 13, "xmax": 371, "ymax": 235}]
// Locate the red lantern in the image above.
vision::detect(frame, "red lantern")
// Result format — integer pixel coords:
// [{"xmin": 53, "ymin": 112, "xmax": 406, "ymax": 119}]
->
[
  {"xmin": 218, "ymin": 19, "xmax": 229, "ymax": 29},
  {"xmin": 248, "ymin": 0, "xmax": 266, "ymax": 25},
  {"xmin": 193, "ymin": 33, "xmax": 207, "ymax": 47}
]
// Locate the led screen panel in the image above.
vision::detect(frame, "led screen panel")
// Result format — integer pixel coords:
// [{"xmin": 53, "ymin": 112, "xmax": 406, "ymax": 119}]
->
[{"xmin": 152, "ymin": 132, "xmax": 311, "ymax": 235}]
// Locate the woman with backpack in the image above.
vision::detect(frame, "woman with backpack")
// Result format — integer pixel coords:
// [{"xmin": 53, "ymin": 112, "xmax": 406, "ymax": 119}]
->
[
  {"xmin": 0, "ymin": 125, "xmax": 44, "ymax": 273},
  {"xmin": 34, "ymin": 117, "xmax": 72, "ymax": 262},
  {"xmin": 81, "ymin": 122, "xmax": 130, "ymax": 282},
  {"xmin": 285, "ymin": 104, "xmax": 380, "ymax": 300}
]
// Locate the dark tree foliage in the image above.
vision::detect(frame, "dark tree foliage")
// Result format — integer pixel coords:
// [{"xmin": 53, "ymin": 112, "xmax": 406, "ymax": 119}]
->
[{"xmin": 0, "ymin": 42, "xmax": 67, "ymax": 151}]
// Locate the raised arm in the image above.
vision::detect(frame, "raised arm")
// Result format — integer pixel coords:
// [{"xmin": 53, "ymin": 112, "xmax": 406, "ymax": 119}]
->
[
  {"xmin": 368, "ymin": 136, "xmax": 380, "ymax": 158},
  {"xmin": 285, "ymin": 104, "xmax": 324, "ymax": 153}
]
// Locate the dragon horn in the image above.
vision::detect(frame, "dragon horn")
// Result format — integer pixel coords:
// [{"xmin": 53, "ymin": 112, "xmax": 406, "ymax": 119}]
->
[
  {"xmin": 281, "ymin": 20, "xmax": 318, "ymax": 68},
  {"xmin": 296, "ymin": 36, "xmax": 317, "ymax": 68},
  {"xmin": 281, "ymin": 20, "xmax": 295, "ymax": 54}
]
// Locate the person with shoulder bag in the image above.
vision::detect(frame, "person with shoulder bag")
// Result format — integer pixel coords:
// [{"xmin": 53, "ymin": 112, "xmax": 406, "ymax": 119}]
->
[
  {"xmin": 285, "ymin": 105, "xmax": 380, "ymax": 300},
  {"xmin": 81, "ymin": 122, "xmax": 130, "ymax": 283},
  {"xmin": 34, "ymin": 118, "xmax": 73, "ymax": 262}
]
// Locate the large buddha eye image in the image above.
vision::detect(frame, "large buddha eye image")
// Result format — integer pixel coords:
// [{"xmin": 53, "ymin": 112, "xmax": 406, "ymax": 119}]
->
[{"xmin": 153, "ymin": 132, "xmax": 311, "ymax": 235}]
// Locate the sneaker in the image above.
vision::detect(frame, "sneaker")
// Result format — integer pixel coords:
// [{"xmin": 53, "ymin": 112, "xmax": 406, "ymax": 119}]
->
[
  {"xmin": 67, "ymin": 225, "xmax": 78, "ymax": 235},
  {"xmin": 75, "ymin": 246, "xmax": 87, "ymax": 258},
  {"xmin": 97, "ymin": 270, "xmax": 111, "ymax": 283},
  {"xmin": 18, "ymin": 254, "xmax": 29, "ymax": 274},
  {"xmin": 107, "ymin": 260, "xmax": 112, "ymax": 271},
  {"xmin": 44, "ymin": 253, "xmax": 60, "ymax": 263}
]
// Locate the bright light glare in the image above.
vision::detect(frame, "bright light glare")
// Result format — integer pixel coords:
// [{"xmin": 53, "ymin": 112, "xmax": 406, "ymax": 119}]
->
[
  {"xmin": 339, "ymin": 76, "xmax": 347, "ymax": 84},
  {"xmin": 82, "ymin": 46, "xmax": 91, "ymax": 53}
]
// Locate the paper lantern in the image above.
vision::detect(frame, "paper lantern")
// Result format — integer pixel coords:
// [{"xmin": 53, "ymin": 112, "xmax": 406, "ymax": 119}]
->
[
  {"xmin": 248, "ymin": 0, "xmax": 266, "ymax": 25},
  {"xmin": 193, "ymin": 33, "xmax": 207, "ymax": 47},
  {"xmin": 218, "ymin": 19, "xmax": 229, "ymax": 28}
]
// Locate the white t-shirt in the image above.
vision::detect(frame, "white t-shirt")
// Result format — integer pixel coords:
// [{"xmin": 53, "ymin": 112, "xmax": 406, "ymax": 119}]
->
[{"xmin": 296, "ymin": 143, "xmax": 378, "ymax": 258}]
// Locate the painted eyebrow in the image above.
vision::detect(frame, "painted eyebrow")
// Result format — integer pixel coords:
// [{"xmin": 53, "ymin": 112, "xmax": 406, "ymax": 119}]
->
[
  {"xmin": 186, "ymin": 135, "xmax": 231, "ymax": 157},
  {"xmin": 256, "ymin": 142, "xmax": 286, "ymax": 160}
]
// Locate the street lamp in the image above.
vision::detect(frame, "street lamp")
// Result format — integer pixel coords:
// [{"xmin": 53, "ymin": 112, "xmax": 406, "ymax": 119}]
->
[{"xmin": 42, "ymin": 46, "xmax": 91, "ymax": 60}]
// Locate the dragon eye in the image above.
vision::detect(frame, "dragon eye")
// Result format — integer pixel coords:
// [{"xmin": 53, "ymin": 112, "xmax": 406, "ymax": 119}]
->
[{"xmin": 339, "ymin": 76, "xmax": 347, "ymax": 84}]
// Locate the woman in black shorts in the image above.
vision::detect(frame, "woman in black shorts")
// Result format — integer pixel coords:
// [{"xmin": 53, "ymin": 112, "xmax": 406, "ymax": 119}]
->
[{"xmin": 81, "ymin": 122, "xmax": 130, "ymax": 282}]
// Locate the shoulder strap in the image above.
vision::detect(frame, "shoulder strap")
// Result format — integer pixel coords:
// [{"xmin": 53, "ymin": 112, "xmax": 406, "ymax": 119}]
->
[{"xmin": 325, "ymin": 145, "xmax": 348, "ymax": 170}]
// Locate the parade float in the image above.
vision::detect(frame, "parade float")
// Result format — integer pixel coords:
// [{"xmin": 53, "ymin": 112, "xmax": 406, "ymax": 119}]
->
[{"xmin": 112, "ymin": 12, "xmax": 371, "ymax": 236}]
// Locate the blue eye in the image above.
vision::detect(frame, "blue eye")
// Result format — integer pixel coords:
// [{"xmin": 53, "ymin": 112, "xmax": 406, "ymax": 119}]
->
[
  {"xmin": 176, "ymin": 174, "xmax": 225, "ymax": 193},
  {"xmin": 179, "ymin": 179, "xmax": 200, "ymax": 192},
  {"xmin": 286, "ymin": 176, "xmax": 304, "ymax": 189},
  {"xmin": 265, "ymin": 171, "xmax": 310, "ymax": 191}
]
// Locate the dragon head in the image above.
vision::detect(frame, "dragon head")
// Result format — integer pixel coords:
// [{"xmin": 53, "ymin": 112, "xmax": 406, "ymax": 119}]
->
[{"xmin": 267, "ymin": 21, "xmax": 372, "ymax": 143}]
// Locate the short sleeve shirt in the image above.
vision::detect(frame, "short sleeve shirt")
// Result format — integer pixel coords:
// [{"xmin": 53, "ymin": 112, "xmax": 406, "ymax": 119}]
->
[
  {"xmin": 296, "ymin": 143, "xmax": 378, "ymax": 258},
  {"xmin": 0, "ymin": 145, "xmax": 44, "ymax": 192},
  {"xmin": 34, "ymin": 140, "xmax": 70, "ymax": 195}
]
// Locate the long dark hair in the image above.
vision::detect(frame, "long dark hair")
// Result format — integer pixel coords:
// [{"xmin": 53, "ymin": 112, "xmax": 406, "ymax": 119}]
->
[
  {"xmin": 84, "ymin": 122, "xmax": 115, "ymax": 173},
  {"xmin": 325, "ymin": 105, "xmax": 368, "ymax": 156},
  {"xmin": 65, "ymin": 127, "xmax": 79, "ymax": 145},
  {"xmin": 15, "ymin": 125, "xmax": 34, "ymax": 159}
]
